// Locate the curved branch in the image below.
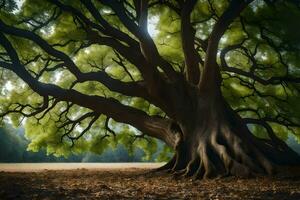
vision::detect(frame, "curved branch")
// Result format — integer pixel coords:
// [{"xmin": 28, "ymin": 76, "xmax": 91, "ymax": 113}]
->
[
  {"xmin": 60, "ymin": 112, "xmax": 100, "ymax": 146},
  {"xmin": 0, "ymin": 32, "xmax": 177, "ymax": 147},
  {"xmin": 220, "ymin": 43, "xmax": 300, "ymax": 85},
  {"xmin": 19, "ymin": 7, "xmax": 61, "ymax": 32},
  {"xmin": 49, "ymin": 0, "xmax": 138, "ymax": 47},
  {"xmin": 41, "ymin": 0, "xmax": 180, "ymax": 115},
  {"xmin": 0, "ymin": 20, "xmax": 156, "ymax": 101},
  {"xmin": 244, "ymin": 117, "xmax": 294, "ymax": 151}
]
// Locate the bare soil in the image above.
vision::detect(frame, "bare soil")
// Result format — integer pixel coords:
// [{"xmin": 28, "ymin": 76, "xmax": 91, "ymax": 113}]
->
[{"xmin": 0, "ymin": 164, "xmax": 300, "ymax": 200}]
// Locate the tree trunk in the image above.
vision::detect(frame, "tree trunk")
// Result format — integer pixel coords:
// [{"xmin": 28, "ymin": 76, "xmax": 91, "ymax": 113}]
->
[{"xmin": 158, "ymin": 89, "xmax": 300, "ymax": 179}]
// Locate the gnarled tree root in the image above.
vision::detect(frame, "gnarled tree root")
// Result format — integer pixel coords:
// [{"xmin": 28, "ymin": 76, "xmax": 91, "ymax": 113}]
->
[{"xmin": 157, "ymin": 123, "xmax": 300, "ymax": 179}]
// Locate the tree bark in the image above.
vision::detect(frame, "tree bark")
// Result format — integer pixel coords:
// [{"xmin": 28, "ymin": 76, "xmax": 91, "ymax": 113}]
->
[
  {"xmin": 158, "ymin": 90, "xmax": 300, "ymax": 178},
  {"xmin": 157, "ymin": 68, "xmax": 300, "ymax": 178}
]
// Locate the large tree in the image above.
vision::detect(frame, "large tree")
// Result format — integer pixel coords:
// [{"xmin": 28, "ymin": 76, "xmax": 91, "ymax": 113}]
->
[{"xmin": 1, "ymin": 0, "xmax": 300, "ymax": 178}]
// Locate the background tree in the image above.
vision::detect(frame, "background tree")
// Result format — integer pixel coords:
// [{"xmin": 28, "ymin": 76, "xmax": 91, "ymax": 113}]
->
[
  {"xmin": 0, "ymin": 123, "xmax": 147, "ymax": 162},
  {"xmin": 0, "ymin": 0, "xmax": 300, "ymax": 178}
]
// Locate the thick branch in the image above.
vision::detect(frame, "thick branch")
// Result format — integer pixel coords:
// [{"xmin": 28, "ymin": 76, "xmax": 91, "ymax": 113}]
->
[
  {"xmin": 180, "ymin": 0, "xmax": 201, "ymax": 84},
  {"xmin": 50, "ymin": 0, "xmax": 138, "ymax": 47},
  {"xmin": 0, "ymin": 20, "xmax": 155, "ymax": 100},
  {"xmin": 99, "ymin": 0, "xmax": 178, "ymax": 82},
  {"xmin": 43, "ymin": 0, "xmax": 179, "ymax": 115},
  {"xmin": 199, "ymin": 0, "xmax": 253, "ymax": 94},
  {"xmin": 0, "ymin": 32, "xmax": 177, "ymax": 147}
]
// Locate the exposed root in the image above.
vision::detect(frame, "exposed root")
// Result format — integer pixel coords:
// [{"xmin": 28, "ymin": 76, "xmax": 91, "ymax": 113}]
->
[
  {"xmin": 158, "ymin": 122, "xmax": 290, "ymax": 179},
  {"xmin": 155, "ymin": 97, "xmax": 300, "ymax": 179},
  {"xmin": 183, "ymin": 155, "xmax": 200, "ymax": 177},
  {"xmin": 154, "ymin": 156, "xmax": 176, "ymax": 172}
]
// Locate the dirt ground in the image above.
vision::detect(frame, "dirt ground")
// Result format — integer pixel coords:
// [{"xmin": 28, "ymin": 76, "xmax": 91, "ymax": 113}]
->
[{"xmin": 1, "ymin": 166, "xmax": 300, "ymax": 200}]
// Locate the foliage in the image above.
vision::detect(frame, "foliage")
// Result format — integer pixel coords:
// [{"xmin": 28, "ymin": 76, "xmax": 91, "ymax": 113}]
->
[
  {"xmin": 0, "ymin": 0, "xmax": 300, "ymax": 159},
  {"xmin": 0, "ymin": 123, "xmax": 150, "ymax": 162}
]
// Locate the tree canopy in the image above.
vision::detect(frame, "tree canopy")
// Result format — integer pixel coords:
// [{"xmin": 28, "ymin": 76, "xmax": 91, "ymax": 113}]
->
[{"xmin": 0, "ymin": 0, "xmax": 300, "ymax": 172}]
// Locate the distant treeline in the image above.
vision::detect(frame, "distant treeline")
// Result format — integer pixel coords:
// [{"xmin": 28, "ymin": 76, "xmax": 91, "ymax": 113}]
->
[
  {"xmin": 0, "ymin": 124, "xmax": 299, "ymax": 163},
  {"xmin": 0, "ymin": 125, "xmax": 145, "ymax": 163}
]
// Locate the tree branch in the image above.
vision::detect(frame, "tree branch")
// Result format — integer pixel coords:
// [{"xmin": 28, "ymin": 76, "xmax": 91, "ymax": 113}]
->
[
  {"xmin": 180, "ymin": 0, "xmax": 201, "ymax": 84},
  {"xmin": 199, "ymin": 0, "xmax": 253, "ymax": 94},
  {"xmin": 0, "ymin": 32, "xmax": 177, "ymax": 147},
  {"xmin": 0, "ymin": 20, "xmax": 157, "ymax": 101},
  {"xmin": 244, "ymin": 117, "xmax": 293, "ymax": 151},
  {"xmin": 220, "ymin": 43, "xmax": 300, "ymax": 85},
  {"xmin": 99, "ymin": 0, "xmax": 178, "ymax": 82}
]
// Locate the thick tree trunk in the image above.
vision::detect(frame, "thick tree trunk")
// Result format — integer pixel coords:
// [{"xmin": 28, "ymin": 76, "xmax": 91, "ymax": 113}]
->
[{"xmin": 158, "ymin": 90, "xmax": 300, "ymax": 179}]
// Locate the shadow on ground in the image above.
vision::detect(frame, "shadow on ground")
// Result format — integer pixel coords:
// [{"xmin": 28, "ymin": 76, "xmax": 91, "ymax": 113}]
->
[{"xmin": 1, "ymin": 167, "xmax": 300, "ymax": 200}]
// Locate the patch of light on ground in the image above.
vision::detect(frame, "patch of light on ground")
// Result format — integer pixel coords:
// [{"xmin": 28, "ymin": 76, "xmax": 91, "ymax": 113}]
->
[
  {"xmin": 148, "ymin": 16, "xmax": 159, "ymax": 37},
  {"xmin": 0, "ymin": 163, "xmax": 163, "ymax": 172}
]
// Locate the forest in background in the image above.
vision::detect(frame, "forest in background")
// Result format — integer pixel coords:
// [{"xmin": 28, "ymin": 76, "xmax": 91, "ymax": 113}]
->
[
  {"xmin": 0, "ymin": 124, "xmax": 155, "ymax": 162},
  {"xmin": 0, "ymin": 123, "xmax": 299, "ymax": 163}
]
